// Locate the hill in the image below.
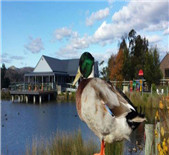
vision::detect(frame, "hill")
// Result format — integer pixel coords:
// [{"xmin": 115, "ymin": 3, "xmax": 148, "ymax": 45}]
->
[{"xmin": 5, "ymin": 66, "xmax": 34, "ymax": 83}]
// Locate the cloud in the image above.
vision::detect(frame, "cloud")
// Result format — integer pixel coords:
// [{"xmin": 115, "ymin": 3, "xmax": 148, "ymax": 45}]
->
[
  {"xmin": 94, "ymin": 0, "xmax": 168, "ymax": 43},
  {"xmin": 57, "ymin": 34, "xmax": 94, "ymax": 58},
  {"xmin": 53, "ymin": 27, "xmax": 78, "ymax": 41},
  {"xmin": 86, "ymin": 8, "xmax": 110, "ymax": 26},
  {"xmin": 93, "ymin": 48, "xmax": 118, "ymax": 63},
  {"xmin": 10, "ymin": 56, "xmax": 25, "ymax": 60},
  {"xmin": 24, "ymin": 37, "xmax": 44, "ymax": 53},
  {"xmin": 0, "ymin": 53, "xmax": 11, "ymax": 64},
  {"xmin": 146, "ymin": 35, "xmax": 162, "ymax": 44},
  {"xmin": 107, "ymin": 0, "xmax": 115, "ymax": 4},
  {"xmin": 155, "ymin": 44, "xmax": 169, "ymax": 60},
  {"xmin": 55, "ymin": 0, "xmax": 168, "ymax": 62},
  {"xmin": 0, "ymin": 57, "xmax": 11, "ymax": 64},
  {"xmin": 163, "ymin": 28, "xmax": 169, "ymax": 35},
  {"xmin": 0, "ymin": 53, "xmax": 25, "ymax": 65}
]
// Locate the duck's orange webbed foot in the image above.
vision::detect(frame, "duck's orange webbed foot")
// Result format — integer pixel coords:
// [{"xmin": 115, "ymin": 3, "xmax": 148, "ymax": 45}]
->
[{"xmin": 94, "ymin": 140, "xmax": 105, "ymax": 155}]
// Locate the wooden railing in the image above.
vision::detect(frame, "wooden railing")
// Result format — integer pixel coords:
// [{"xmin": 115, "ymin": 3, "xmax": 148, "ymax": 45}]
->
[{"xmin": 9, "ymin": 83, "xmax": 55, "ymax": 92}]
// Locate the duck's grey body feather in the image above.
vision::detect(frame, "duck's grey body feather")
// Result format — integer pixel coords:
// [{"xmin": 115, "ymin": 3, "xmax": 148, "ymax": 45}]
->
[{"xmin": 77, "ymin": 78, "xmax": 134, "ymax": 143}]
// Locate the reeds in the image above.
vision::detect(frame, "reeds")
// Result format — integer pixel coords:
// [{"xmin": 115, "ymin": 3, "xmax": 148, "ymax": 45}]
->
[
  {"xmin": 26, "ymin": 130, "xmax": 98, "ymax": 155},
  {"xmin": 126, "ymin": 92, "xmax": 163, "ymax": 109}
]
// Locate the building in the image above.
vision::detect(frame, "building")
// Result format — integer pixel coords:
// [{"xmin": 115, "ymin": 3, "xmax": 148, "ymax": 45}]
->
[
  {"xmin": 24, "ymin": 55, "xmax": 99, "ymax": 92},
  {"xmin": 160, "ymin": 53, "xmax": 169, "ymax": 84}
]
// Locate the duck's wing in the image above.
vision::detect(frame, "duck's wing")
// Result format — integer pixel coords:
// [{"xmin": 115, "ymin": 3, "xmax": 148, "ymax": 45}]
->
[{"xmin": 90, "ymin": 78, "xmax": 135, "ymax": 117}]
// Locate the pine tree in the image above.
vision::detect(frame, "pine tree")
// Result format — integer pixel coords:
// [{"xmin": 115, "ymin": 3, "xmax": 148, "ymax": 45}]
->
[{"xmin": 1, "ymin": 63, "xmax": 10, "ymax": 88}]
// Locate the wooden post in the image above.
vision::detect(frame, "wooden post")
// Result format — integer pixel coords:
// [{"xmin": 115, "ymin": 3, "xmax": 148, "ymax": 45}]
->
[
  {"xmin": 24, "ymin": 76, "xmax": 25, "ymax": 90},
  {"xmin": 20, "ymin": 95, "xmax": 23, "ymax": 102},
  {"xmin": 155, "ymin": 122, "xmax": 161, "ymax": 155},
  {"xmin": 12, "ymin": 95, "xmax": 14, "ymax": 103},
  {"xmin": 48, "ymin": 94, "xmax": 50, "ymax": 102},
  {"xmin": 39, "ymin": 95, "xmax": 42, "ymax": 104},
  {"xmin": 26, "ymin": 96, "xmax": 28, "ymax": 103},
  {"xmin": 54, "ymin": 75, "xmax": 56, "ymax": 90},
  {"xmin": 18, "ymin": 95, "xmax": 21, "ymax": 103},
  {"xmin": 33, "ymin": 96, "xmax": 36, "ymax": 104},
  {"xmin": 35, "ymin": 76, "xmax": 36, "ymax": 91},
  {"xmin": 145, "ymin": 124, "xmax": 155, "ymax": 155},
  {"xmin": 42, "ymin": 76, "xmax": 43, "ymax": 91}
]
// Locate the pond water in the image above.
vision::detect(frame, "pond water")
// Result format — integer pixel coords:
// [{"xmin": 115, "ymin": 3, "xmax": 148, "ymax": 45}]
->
[{"xmin": 1, "ymin": 100, "xmax": 161, "ymax": 155}]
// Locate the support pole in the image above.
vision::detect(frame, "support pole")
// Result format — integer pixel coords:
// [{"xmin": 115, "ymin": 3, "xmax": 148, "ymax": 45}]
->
[
  {"xmin": 23, "ymin": 95, "xmax": 26, "ymax": 102},
  {"xmin": 42, "ymin": 76, "xmax": 44, "ymax": 91},
  {"xmin": 12, "ymin": 95, "xmax": 14, "ymax": 103},
  {"xmin": 145, "ymin": 124, "xmax": 154, "ymax": 155},
  {"xmin": 20, "ymin": 95, "xmax": 23, "ymax": 102},
  {"xmin": 33, "ymin": 96, "xmax": 36, "ymax": 104},
  {"xmin": 35, "ymin": 76, "xmax": 36, "ymax": 91},
  {"xmin": 155, "ymin": 122, "xmax": 161, "ymax": 155},
  {"xmin": 26, "ymin": 96, "xmax": 28, "ymax": 103},
  {"xmin": 24, "ymin": 76, "xmax": 25, "ymax": 90},
  {"xmin": 53, "ymin": 75, "xmax": 56, "ymax": 90},
  {"xmin": 48, "ymin": 94, "xmax": 50, "ymax": 102},
  {"xmin": 18, "ymin": 95, "xmax": 21, "ymax": 103},
  {"xmin": 39, "ymin": 96, "xmax": 42, "ymax": 104}
]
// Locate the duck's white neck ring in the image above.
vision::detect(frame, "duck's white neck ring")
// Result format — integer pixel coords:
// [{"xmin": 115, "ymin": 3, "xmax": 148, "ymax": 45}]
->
[{"xmin": 88, "ymin": 66, "xmax": 94, "ymax": 78}]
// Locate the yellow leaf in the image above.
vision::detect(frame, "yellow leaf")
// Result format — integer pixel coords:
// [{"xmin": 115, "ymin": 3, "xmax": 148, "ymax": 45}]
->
[
  {"xmin": 161, "ymin": 127, "xmax": 165, "ymax": 137},
  {"xmin": 162, "ymin": 139, "xmax": 166, "ymax": 148},
  {"xmin": 155, "ymin": 110, "xmax": 160, "ymax": 120},
  {"xmin": 159, "ymin": 101, "xmax": 164, "ymax": 109},
  {"xmin": 167, "ymin": 138, "xmax": 169, "ymax": 144},
  {"xmin": 155, "ymin": 129, "xmax": 158, "ymax": 138},
  {"xmin": 158, "ymin": 143, "xmax": 162, "ymax": 152}
]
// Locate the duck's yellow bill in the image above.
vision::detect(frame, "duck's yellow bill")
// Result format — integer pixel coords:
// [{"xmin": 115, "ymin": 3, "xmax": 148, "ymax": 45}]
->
[{"xmin": 72, "ymin": 68, "xmax": 82, "ymax": 86}]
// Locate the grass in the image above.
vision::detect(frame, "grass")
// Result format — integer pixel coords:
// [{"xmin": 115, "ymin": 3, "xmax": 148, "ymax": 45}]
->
[
  {"xmin": 1, "ymin": 91, "xmax": 11, "ymax": 100},
  {"xmin": 26, "ymin": 130, "xmax": 125, "ymax": 155},
  {"xmin": 126, "ymin": 92, "xmax": 165, "ymax": 109},
  {"xmin": 26, "ymin": 130, "xmax": 98, "ymax": 155},
  {"xmin": 57, "ymin": 92, "xmax": 76, "ymax": 102}
]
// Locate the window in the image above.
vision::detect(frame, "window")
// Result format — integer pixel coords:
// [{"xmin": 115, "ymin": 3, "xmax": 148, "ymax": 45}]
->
[{"xmin": 165, "ymin": 69, "xmax": 169, "ymax": 78}]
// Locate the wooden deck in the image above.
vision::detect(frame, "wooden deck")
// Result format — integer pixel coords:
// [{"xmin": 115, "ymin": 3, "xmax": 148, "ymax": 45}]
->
[
  {"xmin": 9, "ymin": 83, "xmax": 57, "ymax": 104},
  {"xmin": 10, "ymin": 90, "xmax": 56, "ymax": 95}
]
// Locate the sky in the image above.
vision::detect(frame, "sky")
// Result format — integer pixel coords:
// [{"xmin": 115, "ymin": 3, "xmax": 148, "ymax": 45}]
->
[{"xmin": 1, "ymin": 0, "xmax": 169, "ymax": 68}]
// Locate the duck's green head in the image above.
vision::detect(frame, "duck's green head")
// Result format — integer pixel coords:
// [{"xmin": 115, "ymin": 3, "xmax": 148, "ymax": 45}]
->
[{"xmin": 73, "ymin": 52, "xmax": 94, "ymax": 86}]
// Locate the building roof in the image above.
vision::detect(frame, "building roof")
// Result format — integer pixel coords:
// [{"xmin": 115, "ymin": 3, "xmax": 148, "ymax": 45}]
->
[
  {"xmin": 160, "ymin": 53, "xmax": 169, "ymax": 78},
  {"xmin": 26, "ymin": 55, "xmax": 99, "ymax": 77},
  {"xmin": 43, "ymin": 55, "xmax": 79, "ymax": 75}
]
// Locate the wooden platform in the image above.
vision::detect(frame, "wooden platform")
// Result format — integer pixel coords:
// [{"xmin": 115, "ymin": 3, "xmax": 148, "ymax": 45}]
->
[
  {"xmin": 10, "ymin": 90, "xmax": 56, "ymax": 95},
  {"xmin": 10, "ymin": 90, "xmax": 57, "ymax": 104}
]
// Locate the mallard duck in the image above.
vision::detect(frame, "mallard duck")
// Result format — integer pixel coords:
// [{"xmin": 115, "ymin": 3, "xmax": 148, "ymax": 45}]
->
[{"xmin": 73, "ymin": 52, "xmax": 146, "ymax": 155}]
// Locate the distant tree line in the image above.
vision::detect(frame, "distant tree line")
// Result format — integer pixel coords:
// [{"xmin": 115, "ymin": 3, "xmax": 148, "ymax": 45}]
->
[
  {"xmin": 100, "ymin": 29, "xmax": 162, "ymax": 87},
  {"xmin": 1, "ymin": 63, "xmax": 10, "ymax": 88}
]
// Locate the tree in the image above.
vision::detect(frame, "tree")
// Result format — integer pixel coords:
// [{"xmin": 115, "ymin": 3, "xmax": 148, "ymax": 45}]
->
[
  {"xmin": 144, "ymin": 48, "xmax": 162, "ymax": 87},
  {"xmin": 1, "ymin": 63, "xmax": 10, "ymax": 88},
  {"xmin": 110, "ymin": 49, "xmax": 124, "ymax": 81},
  {"xmin": 100, "ymin": 66, "xmax": 109, "ymax": 81},
  {"xmin": 107, "ymin": 29, "xmax": 162, "ymax": 86},
  {"xmin": 99, "ymin": 61, "xmax": 109, "ymax": 81},
  {"xmin": 127, "ymin": 29, "xmax": 149, "ymax": 79}
]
